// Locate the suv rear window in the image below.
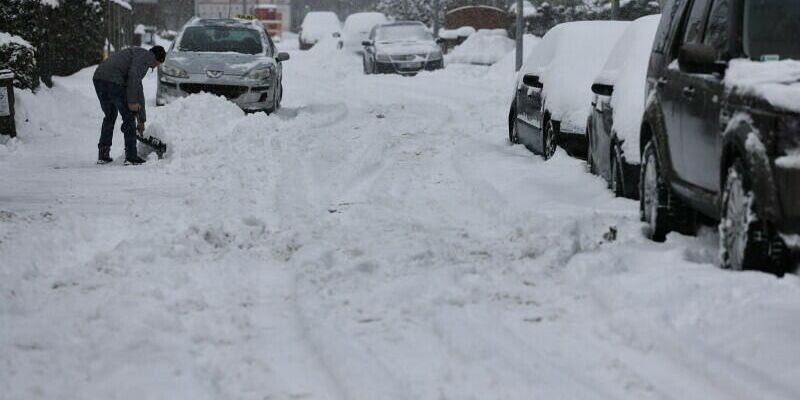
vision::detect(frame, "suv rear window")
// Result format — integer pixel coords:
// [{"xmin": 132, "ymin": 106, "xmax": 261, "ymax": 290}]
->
[
  {"xmin": 744, "ymin": 0, "xmax": 800, "ymax": 61},
  {"xmin": 179, "ymin": 26, "xmax": 263, "ymax": 55}
]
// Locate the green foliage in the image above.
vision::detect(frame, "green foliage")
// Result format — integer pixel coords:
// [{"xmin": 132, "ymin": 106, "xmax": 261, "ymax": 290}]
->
[{"xmin": 0, "ymin": 0, "xmax": 110, "ymax": 86}]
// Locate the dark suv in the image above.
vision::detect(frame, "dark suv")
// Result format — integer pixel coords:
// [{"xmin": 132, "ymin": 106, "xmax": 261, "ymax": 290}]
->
[{"xmin": 640, "ymin": 0, "xmax": 799, "ymax": 273}]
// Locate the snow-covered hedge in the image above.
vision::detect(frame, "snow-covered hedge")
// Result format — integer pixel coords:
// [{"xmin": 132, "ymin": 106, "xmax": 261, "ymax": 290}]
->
[
  {"xmin": 0, "ymin": 32, "xmax": 38, "ymax": 90},
  {"xmin": 0, "ymin": 0, "xmax": 108, "ymax": 86}
]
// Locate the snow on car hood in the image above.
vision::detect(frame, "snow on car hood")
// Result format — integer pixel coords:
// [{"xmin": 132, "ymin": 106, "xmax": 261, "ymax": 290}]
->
[
  {"xmin": 376, "ymin": 41, "xmax": 439, "ymax": 57},
  {"xmin": 726, "ymin": 59, "xmax": 800, "ymax": 113},
  {"xmin": 166, "ymin": 52, "xmax": 274, "ymax": 76}
]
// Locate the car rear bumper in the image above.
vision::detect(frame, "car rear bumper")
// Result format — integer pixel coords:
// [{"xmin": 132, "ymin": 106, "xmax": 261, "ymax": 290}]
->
[
  {"xmin": 157, "ymin": 76, "xmax": 276, "ymax": 111},
  {"xmin": 374, "ymin": 60, "xmax": 443, "ymax": 75}
]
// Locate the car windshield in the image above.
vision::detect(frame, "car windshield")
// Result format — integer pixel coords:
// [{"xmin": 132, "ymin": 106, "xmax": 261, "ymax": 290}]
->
[
  {"xmin": 743, "ymin": 0, "xmax": 800, "ymax": 61},
  {"xmin": 179, "ymin": 26, "xmax": 263, "ymax": 55},
  {"xmin": 375, "ymin": 25, "xmax": 432, "ymax": 43}
]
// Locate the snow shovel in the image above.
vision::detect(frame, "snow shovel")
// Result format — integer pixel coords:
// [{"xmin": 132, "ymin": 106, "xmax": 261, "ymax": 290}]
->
[{"xmin": 133, "ymin": 112, "xmax": 167, "ymax": 159}]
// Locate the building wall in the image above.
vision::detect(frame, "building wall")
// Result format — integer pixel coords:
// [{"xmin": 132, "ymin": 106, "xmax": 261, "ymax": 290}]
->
[{"xmin": 196, "ymin": 0, "xmax": 291, "ymax": 30}]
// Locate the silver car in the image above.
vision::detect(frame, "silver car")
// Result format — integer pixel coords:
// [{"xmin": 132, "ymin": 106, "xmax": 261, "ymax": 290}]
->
[{"xmin": 157, "ymin": 18, "xmax": 290, "ymax": 113}]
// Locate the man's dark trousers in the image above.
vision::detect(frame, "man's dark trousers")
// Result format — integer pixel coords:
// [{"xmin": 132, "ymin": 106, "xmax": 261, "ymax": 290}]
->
[{"xmin": 93, "ymin": 79, "xmax": 137, "ymax": 159}]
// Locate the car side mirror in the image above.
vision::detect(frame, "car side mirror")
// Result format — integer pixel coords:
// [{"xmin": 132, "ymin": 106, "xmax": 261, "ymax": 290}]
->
[
  {"xmin": 276, "ymin": 52, "xmax": 290, "ymax": 62},
  {"xmin": 435, "ymin": 37, "xmax": 444, "ymax": 44},
  {"xmin": 591, "ymin": 83, "xmax": 614, "ymax": 96},
  {"xmin": 522, "ymin": 74, "xmax": 543, "ymax": 89},
  {"xmin": 362, "ymin": 40, "xmax": 373, "ymax": 47},
  {"xmin": 333, "ymin": 32, "xmax": 341, "ymax": 38},
  {"xmin": 678, "ymin": 44, "xmax": 723, "ymax": 75}
]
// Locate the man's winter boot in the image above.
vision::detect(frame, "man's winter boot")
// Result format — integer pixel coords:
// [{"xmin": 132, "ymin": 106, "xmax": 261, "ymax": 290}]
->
[
  {"xmin": 97, "ymin": 146, "xmax": 113, "ymax": 164},
  {"xmin": 124, "ymin": 155, "xmax": 146, "ymax": 165}
]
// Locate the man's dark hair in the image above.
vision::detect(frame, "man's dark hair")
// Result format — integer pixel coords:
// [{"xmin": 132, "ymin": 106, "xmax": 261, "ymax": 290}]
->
[{"xmin": 150, "ymin": 46, "xmax": 166, "ymax": 63}]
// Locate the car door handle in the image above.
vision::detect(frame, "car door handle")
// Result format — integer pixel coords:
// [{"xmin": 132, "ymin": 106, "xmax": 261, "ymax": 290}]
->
[
  {"xmin": 682, "ymin": 86, "xmax": 696, "ymax": 99},
  {"xmin": 657, "ymin": 77, "xmax": 668, "ymax": 88}
]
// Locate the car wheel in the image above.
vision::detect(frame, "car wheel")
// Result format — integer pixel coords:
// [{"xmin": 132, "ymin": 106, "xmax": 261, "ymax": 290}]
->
[
  {"xmin": 640, "ymin": 140, "xmax": 697, "ymax": 241},
  {"xmin": 275, "ymin": 82, "xmax": 283, "ymax": 110},
  {"xmin": 543, "ymin": 119, "xmax": 557, "ymax": 160},
  {"xmin": 509, "ymin": 108, "xmax": 519, "ymax": 144},
  {"xmin": 611, "ymin": 146, "xmax": 625, "ymax": 197},
  {"xmin": 587, "ymin": 127, "xmax": 597, "ymax": 174},
  {"xmin": 719, "ymin": 161, "xmax": 785, "ymax": 273}
]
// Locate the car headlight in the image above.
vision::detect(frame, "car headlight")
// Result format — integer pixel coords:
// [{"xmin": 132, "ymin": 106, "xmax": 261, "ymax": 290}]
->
[
  {"xmin": 246, "ymin": 66, "xmax": 272, "ymax": 81},
  {"xmin": 160, "ymin": 63, "xmax": 188, "ymax": 78},
  {"xmin": 376, "ymin": 53, "xmax": 391, "ymax": 62}
]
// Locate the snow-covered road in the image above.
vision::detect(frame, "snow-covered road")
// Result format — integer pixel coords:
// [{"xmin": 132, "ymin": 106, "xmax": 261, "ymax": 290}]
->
[{"xmin": 2, "ymin": 41, "xmax": 800, "ymax": 400}]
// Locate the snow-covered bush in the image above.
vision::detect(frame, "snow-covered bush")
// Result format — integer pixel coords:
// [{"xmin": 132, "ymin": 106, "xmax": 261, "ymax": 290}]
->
[
  {"xmin": 0, "ymin": 32, "xmax": 38, "ymax": 90},
  {"xmin": 0, "ymin": 0, "xmax": 108, "ymax": 85}
]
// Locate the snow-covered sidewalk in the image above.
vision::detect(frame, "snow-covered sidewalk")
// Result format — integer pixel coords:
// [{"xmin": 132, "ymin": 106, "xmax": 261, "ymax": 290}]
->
[{"xmin": 1, "ymin": 43, "xmax": 799, "ymax": 399}]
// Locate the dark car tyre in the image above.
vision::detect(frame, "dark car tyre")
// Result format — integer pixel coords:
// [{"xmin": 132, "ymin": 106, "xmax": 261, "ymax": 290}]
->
[
  {"xmin": 640, "ymin": 140, "xmax": 696, "ymax": 242},
  {"xmin": 611, "ymin": 153, "xmax": 625, "ymax": 198},
  {"xmin": 640, "ymin": 141, "xmax": 670, "ymax": 241},
  {"xmin": 587, "ymin": 128, "xmax": 597, "ymax": 174},
  {"xmin": 719, "ymin": 161, "xmax": 786, "ymax": 273},
  {"xmin": 543, "ymin": 119, "xmax": 557, "ymax": 160},
  {"xmin": 509, "ymin": 110, "xmax": 519, "ymax": 144}
]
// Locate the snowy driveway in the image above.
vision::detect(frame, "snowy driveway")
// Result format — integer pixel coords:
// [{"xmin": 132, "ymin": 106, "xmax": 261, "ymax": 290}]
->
[{"xmin": 2, "ymin": 43, "xmax": 800, "ymax": 400}]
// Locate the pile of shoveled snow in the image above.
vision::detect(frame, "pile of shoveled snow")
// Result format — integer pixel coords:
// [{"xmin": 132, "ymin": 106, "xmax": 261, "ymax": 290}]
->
[
  {"xmin": 726, "ymin": 59, "xmax": 800, "ymax": 113},
  {"xmin": 446, "ymin": 29, "xmax": 515, "ymax": 66},
  {"xmin": 488, "ymin": 34, "xmax": 540, "ymax": 81}
]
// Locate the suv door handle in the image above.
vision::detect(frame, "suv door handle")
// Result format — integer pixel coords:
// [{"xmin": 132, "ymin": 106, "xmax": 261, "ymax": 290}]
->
[{"xmin": 682, "ymin": 86, "xmax": 696, "ymax": 99}]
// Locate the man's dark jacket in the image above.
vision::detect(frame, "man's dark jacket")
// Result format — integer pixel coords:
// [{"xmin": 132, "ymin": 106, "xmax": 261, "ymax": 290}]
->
[{"xmin": 93, "ymin": 48, "xmax": 156, "ymax": 121}]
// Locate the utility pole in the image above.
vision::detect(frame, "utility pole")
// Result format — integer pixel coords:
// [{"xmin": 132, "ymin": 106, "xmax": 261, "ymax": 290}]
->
[
  {"xmin": 515, "ymin": 0, "xmax": 523, "ymax": 71},
  {"xmin": 432, "ymin": 0, "xmax": 440, "ymax": 35},
  {"xmin": 611, "ymin": 0, "xmax": 620, "ymax": 20}
]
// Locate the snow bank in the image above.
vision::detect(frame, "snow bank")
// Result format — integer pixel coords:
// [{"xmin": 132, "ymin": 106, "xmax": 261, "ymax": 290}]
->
[
  {"xmin": 438, "ymin": 26, "xmax": 475, "ymax": 40},
  {"xmin": 446, "ymin": 29, "xmax": 514, "ymax": 66},
  {"xmin": 488, "ymin": 34, "xmax": 540, "ymax": 80},
  {"xmin": 726, "ymin": 59, "xmax": 800, "ymax": 113},
  {"xmin": 594, "ymin": 14, "xmax": 660, "ymax": 162},
  {"xmin": 521, "ymin": 21, "xmax": 629, "ymax": 133}
]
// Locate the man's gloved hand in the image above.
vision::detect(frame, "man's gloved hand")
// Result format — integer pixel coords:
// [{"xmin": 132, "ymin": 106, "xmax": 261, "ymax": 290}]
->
[{"xmin": 128, "ymin": 103, "xmax": 141, "ymax": 112}]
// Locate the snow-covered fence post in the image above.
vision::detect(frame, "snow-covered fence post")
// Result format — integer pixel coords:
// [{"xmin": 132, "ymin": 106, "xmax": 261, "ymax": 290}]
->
[{"xmin": 0, "ymin": 70, "xmax": 16, "ymax": 138}]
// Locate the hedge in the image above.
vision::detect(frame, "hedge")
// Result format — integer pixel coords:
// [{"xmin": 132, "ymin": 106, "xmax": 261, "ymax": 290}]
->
[
  {"xmin": 0, "ymin": 38, "xmax": 38, "ymax": 90},
  {"xmin": 0, "ymin": 0, "xmax": 112, "ymax": 88}
]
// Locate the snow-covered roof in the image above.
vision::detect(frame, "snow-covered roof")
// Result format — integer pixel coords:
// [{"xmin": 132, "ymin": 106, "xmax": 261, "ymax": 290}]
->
[{"xmin": 110, "ymin": 0, "xmax": 132, "ymax": 10}]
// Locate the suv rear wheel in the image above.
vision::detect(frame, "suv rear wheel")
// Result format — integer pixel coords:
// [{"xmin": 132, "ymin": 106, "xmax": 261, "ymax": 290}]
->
[
  {"xmin": 543, "ymin": 120, "xmax": 557, "ymax": 160},
  {"xmin": 640, "ymin": 140, "xmax": 695, "ymax": 241},
  {"xmin": 720, "ymin": 161, "xmax": 786, "ymax": 273}
]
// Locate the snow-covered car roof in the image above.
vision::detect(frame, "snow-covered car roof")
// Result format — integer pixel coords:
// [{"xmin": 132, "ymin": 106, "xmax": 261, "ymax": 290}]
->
[
  {"xmin": 342, "ymin": 12, "xmax": 389, "ymax": 33},
  {"xmin": 184, "ymin": 17, "xmax": 264, "ymax": 31},
  {"xmin": 594, "ymin": 14, "xmax": 661, "ymax": 161},
  {"xmin": 301, "ymin": 11, "xmax": 341, "ymax": 41},
  {"xmin": 521, "ymin": 20, "xmax": 629, "ymax": 132}
]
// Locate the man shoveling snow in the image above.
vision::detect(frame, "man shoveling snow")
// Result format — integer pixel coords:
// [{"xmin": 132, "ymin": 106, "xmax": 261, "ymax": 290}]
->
[{"xmin": 92, "ymin": 46, "xmax": 166, "ymax": 165}]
